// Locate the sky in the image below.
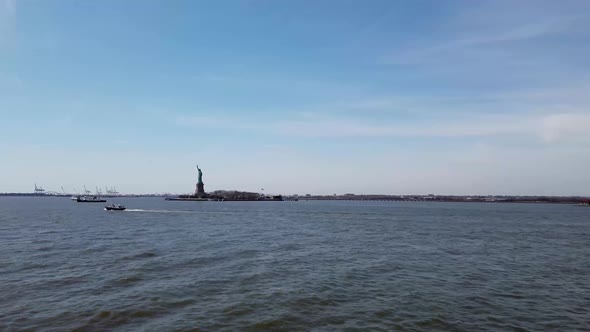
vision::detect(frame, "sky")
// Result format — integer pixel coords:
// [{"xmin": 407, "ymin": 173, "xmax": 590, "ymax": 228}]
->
[{"xmin": 1, "ymin": 0, "xmax": 590, "ymax": 195}]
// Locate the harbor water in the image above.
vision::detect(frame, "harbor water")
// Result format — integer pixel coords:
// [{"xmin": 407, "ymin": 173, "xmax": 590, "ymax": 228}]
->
[{"xmin": 0, "ymin": 197, "xmax": 588, "ymax": 331}]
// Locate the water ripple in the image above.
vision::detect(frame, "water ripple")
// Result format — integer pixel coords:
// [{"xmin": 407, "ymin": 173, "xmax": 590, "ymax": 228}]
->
[{"xmin": 0, "ymin": 198, "xmax": 589, "ymax": 331}]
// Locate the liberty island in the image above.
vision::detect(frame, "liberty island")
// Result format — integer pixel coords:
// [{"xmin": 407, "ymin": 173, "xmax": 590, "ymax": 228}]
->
[
  {"xmin": 165, "ymin": 164, "xmax": 283, "ymax": 201},
  {"xmin": 165, "ymin": 164, "xmax": 213, "ymax": 201}
]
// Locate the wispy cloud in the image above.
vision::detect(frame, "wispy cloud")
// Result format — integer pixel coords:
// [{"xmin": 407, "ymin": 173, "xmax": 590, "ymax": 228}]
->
[
  {"xmin": 538, "ymin": 113, "xmax": 590, "ymax": 144},
  {"xmin": 276, "ymin": 113, "xmax": 590, "ymax": 143},
  {"xmin": 274, "ymin": 116, "xmax": 516, "ymax": 138},
  {"xmin": 174, "ymin": 114, "xmax": 258, "ymax": 130},
  {"xmin": 381, "ymin": 1, "xmax": 587, "ymax": 68},
  {"xmin": 174, "ymin": 111, "xmax": 590, "ymax": 145}
]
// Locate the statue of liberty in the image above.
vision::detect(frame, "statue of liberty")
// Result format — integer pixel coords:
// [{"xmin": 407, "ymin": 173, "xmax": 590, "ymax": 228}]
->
[{"xmin": 196, "ymin": 165, "xmax": 203, "ymax": 184}]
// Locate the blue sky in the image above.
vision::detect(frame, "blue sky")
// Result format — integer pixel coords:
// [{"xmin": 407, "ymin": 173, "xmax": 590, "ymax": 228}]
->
[{"xmin": 1, "ymin": 0, "xmax": 590, "ymax": 195}]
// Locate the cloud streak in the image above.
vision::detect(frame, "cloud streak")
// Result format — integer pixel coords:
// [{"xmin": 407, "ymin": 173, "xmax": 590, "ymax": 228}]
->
[
  {"xmin": 276, "ymin": 113, "xmax": 590, "ymax": 143},
  {"xmin": 175, "ymin": 112, "xmax": 590, "ymax": 145},
  {"xmin": 381, "ymin": 1, "xmax": 588, "ymax": 70}
]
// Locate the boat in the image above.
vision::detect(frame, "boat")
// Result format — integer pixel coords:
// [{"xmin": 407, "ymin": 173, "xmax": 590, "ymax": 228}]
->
[
  {"xmin": 77, "ymin": 195, "xmax": 107, "ymax": 203},
  {"xmin": 105, "ymin": 204, "xmax": 126, "ymax": 211}
]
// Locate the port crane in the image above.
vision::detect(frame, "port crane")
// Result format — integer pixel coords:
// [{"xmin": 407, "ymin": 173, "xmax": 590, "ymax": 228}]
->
[
  {"xmin": 83, "ymin": 186, "xmax": 92, "ymax": 195},
  {"xmin": 105, "ymin": 186, "xmax": 120, "ymax": 196},
  {"xmin": 34, "ymin": 183, "xmax": 46, "ymax": 195}
]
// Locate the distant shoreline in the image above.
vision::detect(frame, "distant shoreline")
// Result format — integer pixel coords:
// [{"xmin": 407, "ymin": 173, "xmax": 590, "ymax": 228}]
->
[
  {"xmin": 0, "ymin": 193, "xmax": 169, "ymax": 198},
  {"xmin": 1, "ymin": 193, "xmax": 587, "ymax": 204}
]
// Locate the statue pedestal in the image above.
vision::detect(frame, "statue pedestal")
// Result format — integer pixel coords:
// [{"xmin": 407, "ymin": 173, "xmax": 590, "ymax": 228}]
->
[{"xmin": 195, "ymin": 182, "xmax": 205, "ymax": 197}]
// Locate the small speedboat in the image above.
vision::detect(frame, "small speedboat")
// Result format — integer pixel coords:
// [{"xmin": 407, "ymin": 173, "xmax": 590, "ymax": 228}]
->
[{"xmin": 105, "ymin": 204, "xmax": 126, "ymax": 211}]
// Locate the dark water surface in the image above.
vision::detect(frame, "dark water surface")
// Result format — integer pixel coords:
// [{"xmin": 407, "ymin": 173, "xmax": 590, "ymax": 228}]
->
[{"xmin": 0, "ymin": 197, "xmax": 588, "ymax": 331}]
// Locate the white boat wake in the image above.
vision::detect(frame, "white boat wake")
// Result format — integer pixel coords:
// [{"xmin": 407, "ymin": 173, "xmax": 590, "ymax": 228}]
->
[{"xmin": 123, "ymin": 209, "xmax": 195, "ymax": 213}]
